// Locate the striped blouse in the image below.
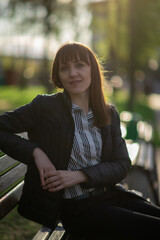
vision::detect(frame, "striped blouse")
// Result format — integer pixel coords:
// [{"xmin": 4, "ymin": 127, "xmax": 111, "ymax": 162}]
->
[{"xmin": 63, "ymin": 103, "xmax": 102, "ymax": 199}]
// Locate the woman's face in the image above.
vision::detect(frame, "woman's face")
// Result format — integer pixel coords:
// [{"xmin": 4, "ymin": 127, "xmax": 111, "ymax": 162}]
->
[{"xmin": 58, "ymin": 58, "xmax": 91, "ymax": 98}]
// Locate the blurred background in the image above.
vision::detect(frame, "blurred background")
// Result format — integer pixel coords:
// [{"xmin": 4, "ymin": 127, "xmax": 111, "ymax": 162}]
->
[{"xmin": 0, "ymin": 0, "xmax": 160, "ymax": 239}]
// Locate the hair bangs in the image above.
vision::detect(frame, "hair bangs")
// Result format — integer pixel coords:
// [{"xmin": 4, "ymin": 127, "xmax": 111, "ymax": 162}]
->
[{"xmin": 57, "ymin": 43, "xmax": 90, "ymax": 65}]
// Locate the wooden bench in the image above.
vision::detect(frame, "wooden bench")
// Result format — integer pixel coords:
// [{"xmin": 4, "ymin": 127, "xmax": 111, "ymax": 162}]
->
[
  {"xmin": 125, "ymin": 139, "xmax": 159, "ymax": 205},
  {"xmin": 0, "ymin": 148, "xmax": 71, "ymax": 240},
  {"xmin": 1, "ymin": 132, "xmax": 158, "ymax": 239}
]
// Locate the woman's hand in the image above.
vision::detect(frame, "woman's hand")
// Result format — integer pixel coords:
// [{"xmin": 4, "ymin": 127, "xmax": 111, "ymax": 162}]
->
[
  {"xmin": 33, "ymin": 147, "xmax": 56, "ymax": 187},
  {"xmin": 42, "ymin": 170, "xmax": 88, "ymax": 192}
]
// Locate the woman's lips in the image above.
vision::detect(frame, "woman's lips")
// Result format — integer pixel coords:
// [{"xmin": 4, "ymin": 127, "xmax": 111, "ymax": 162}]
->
[{"xmin": 69, "ymin": 80, "xmax": 82, "ymax": 85}]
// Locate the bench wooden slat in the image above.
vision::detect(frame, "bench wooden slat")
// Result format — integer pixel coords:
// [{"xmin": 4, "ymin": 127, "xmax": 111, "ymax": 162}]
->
[
  {"xmin": 136, "ymin": 141, "xmax": 146, "ymax": 167},
  {"xmin": 126, "ymin": 142, "xmax": 140, "ymax": 165},
  {"xmin": 32, "ymin": 226, "xmax": 53, "ymax": 240},
  {"xmin": 0, "ymin": 155, "xmax": 20, "ymax": 176},
  {"xmin": 134, "ymin": 141, "xmax": 154, "ymax": 172},
  {"xmin": 33, "ymin": 223, "xmax": 66, "ymax": 240},
  {"xmin": 49, "ymin": 223, "xmax": 65, "ymax": 240},
  {"xmin": 49, "ymin": 231, "xmax": 65, "ymax": 240},
  {"xmin": 144, "ymin": 143, "xmax": 154, "ymax": 171},
  {"xmin": 0, "ymin": 163, "xmax": 27, "ymax": 197},
  {"xmin": 0, "ymin": 181, "xmax": 24, "ymax": 220}
]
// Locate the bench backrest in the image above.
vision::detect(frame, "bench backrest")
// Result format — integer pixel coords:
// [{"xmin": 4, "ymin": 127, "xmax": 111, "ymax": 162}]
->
[{"xmin": 0, "ymin": 150, "xmax": 27, "ymax": 220}]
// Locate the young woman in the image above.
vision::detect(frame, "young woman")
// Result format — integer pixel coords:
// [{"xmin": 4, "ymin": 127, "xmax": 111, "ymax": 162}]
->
[{"xmin": 0, "ymin": 42, "xmax": 160, "ymax": 239}]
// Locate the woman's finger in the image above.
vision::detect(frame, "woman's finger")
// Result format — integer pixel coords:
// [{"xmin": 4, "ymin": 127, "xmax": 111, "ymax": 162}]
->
[
  {"xmin": 44, "ymin": 175, "xmax": 59, "ymax": 185},
  {"xmin": 44, "ymin": 170, "xmax": 56, "ymax": 179},
  {"xmin": 43, "ymin": 179, "xmax": 63, "ymax": 190},
  {"xmin": 39, "ymin": 169, "xmax": 45, "ymax": 186}
]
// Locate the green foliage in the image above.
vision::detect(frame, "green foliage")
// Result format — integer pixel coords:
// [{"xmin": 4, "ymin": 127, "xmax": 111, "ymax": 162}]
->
[
  {"xmin": 113, "ymin": 90, "xmax": 155, "ymax": 122},
  {"xmin": 128, "ymin": 0, "xmax": 160, "ymax": 67},
  {"xmin": 134, "ymin": 95, "xmax": 155, "ymax": 122},
  {"xmin": 1, "ymin": 0, "xmax": 78, "ymax": 39},
  {"xmin": 92, "ymin": 0, "xmax": 160, "ymax": 68},
  {"xmin": 153, "ymin": 128, "xmax": 160, "ymax": 146},
  {"xmin": 111, "ymin": 89, "xmax": 129, "ymax": 113},
  {"xmin": 112, "ymin": 89, "xmax": 160, "ymax": 145},
  {"xmin": 3, "ymin": 0, "xmax": 59, "ymax": 35}
]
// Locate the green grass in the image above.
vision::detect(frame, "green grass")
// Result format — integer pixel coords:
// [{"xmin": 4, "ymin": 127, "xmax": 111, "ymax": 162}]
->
[
  {"xmin": 0, "ymin": 86, "xmax": 48, "ymax": 113},
  {"xmin": 0, "ymin": 207, "xmax": 41, "ymax": 240},
  {"xmin": 0, "ymin": 151, "xmax": 4, "ymax": 157}
]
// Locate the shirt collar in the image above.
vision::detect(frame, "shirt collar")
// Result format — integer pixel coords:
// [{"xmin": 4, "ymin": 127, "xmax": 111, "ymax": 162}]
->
[
  {"xmin": 72, "ymin": 103, "xmax": 81, "ymax": 112},
  {"xmin": 72, "ymin": 103, "xmax": 93, "ymax": 120}
]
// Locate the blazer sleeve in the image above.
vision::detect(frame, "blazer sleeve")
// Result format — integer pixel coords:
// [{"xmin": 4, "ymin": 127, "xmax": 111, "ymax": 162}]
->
[
  {"xmin": 81, "ymin": 107, "xmax": 131, "ymax": 188},
  {"xmin": 0, "ymin": 95, "xmax": 41, "ymax": 165}
]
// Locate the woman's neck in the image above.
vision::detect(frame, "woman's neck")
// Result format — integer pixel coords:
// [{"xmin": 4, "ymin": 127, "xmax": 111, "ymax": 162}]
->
[{"xmin": 70, "ymin": 93, "xmax": 89, "ymax": 114}]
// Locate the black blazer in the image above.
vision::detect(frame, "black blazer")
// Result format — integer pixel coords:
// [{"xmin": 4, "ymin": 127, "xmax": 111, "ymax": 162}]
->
[{"xmin": 0, "ymin": 92, "xmax": 131, "ymax": 229}]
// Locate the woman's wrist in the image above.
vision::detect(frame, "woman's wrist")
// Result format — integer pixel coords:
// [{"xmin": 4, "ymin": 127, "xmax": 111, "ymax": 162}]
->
[{"xmin": 76, "ymin": 170, "xmax": 88, "ymax": 183}]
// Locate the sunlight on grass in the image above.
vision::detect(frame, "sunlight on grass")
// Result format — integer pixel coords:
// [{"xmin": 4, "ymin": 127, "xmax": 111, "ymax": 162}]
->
[
  {"xmin": 0, "ymin": 99, "xmax": 12, "ymax": 111},
  {"xmin": 0, "ymin": 86, "xmax": 47, "ymax": 113}
]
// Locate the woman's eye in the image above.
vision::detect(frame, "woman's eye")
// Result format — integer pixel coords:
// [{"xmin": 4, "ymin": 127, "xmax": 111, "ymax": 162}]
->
[
  {"xmin": 60, "ymin": 65, "xmax": 68, "ymax": 71},
  {"xmin": 76, "ymin": 63, "xmax": 84, "ymax": 68}
]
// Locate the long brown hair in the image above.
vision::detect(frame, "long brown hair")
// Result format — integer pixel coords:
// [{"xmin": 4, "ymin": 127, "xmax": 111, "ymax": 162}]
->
[{"xmin": 51, "ymin": 41, "xmax": 111, "ymax": 127}]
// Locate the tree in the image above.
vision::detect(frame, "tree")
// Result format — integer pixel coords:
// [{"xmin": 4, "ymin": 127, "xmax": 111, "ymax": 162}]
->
[
  {"xmin": 0, "ymin": 0, "xmax": 78, "ymax": 92},
  {"xmin": 89, "ymin": 0, "xmax": 160, "ymax": 110},
  {"xmin": 127, "ymin": 0, "xmax": 160, "ymax": 109}
]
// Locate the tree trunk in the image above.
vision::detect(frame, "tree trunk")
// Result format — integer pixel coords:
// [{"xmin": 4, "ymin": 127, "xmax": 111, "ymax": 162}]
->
[{"xmin": 127, "ymin": 0, "xmax": 136, "ymax": 111}]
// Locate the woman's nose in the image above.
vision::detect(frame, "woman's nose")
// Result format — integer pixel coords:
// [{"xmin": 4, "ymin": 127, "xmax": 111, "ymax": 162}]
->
[{"xmin": 69, "ymin": 66, "xmax": 77, "ymax": 76}]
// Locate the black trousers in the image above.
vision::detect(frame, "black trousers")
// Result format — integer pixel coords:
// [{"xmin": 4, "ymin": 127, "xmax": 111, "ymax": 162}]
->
[{"xmin": 61, "ymin": 190, "xmax": 160, "ymax": 240}]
